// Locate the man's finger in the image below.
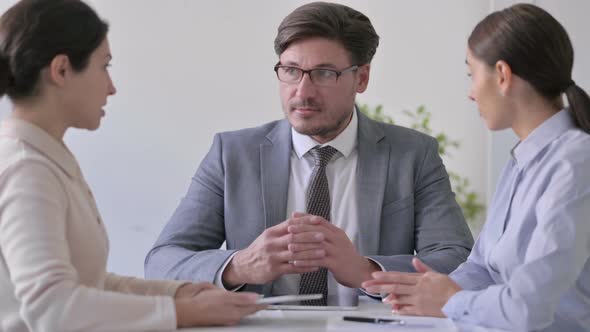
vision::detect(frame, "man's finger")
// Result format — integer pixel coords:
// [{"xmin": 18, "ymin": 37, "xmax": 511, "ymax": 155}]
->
[
  {"xmin": 291, "ymin": 249, "xmax": 326, "ymax": 261},
  {"xmin": 264, "ymin": 220, "xmax": 292, "ymax": 236},
  {"xmin": 289, "ymin": 231, "xmax": 325, "ymax": 243},
  {"xmin": 287, "ymin": 224, "xmax": 324, "ymax": 234},
  {"xmin": 276, "ymin": 248, "xmax": 325, "ymax": 262},
  {"xmin": 287, "ymin": 215, "xmax": 325, "ymax": 226},
  {"xmin": 274, "ymin": 231, "xmax": 322, "ymax": 248},
  {"xmin": 288, "ymin": 242, "xmax": 324, "ymax": 252},
  {"xmin": 291, "ymin": 211, "xmax": 309, "ymax": 218}
]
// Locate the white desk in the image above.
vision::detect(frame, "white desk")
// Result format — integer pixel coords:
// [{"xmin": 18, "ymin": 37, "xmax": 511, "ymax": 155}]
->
[{"xmin": 179, "ymin": 297, "xmax": 507, "ymax": 332}]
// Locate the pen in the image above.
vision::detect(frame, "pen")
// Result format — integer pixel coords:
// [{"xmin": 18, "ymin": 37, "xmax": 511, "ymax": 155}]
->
[{"xmin": 342, "ymin": 316, "xmax": 405, "ymax": 325}]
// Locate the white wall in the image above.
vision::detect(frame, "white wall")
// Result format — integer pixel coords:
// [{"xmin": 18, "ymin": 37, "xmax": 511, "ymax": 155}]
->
[{"xmin": 2, "ymin": 0, "xmax": 585, "ymax": 278}]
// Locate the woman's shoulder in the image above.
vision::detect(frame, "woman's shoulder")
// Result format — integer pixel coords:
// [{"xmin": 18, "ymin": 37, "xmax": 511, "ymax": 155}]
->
[
  {"xmin": 553, "ymin": 128, "xmax": 590, "ymax": 164},
  {"xmin": 539, "ymin": 128, "xmax": 590, "ymax": 199},
  {"xmin": 0, "ymin": 136, "xmax": 65, "ymax": 184}
]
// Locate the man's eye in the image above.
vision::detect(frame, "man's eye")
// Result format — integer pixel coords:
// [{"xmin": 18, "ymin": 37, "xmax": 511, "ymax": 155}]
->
[
  {"xmin": 314, "ymin": 70, "xmax": 336, "ymax": 79},
  {"xmin": 283, "ymin": 67, "xmax": 300, "ymax": 76}
]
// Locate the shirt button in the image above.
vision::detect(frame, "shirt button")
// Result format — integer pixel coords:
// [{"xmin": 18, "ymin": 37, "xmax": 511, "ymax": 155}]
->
[{"xmin": 97, "ymin": 217, "xmax": 101, "ymax": 224}]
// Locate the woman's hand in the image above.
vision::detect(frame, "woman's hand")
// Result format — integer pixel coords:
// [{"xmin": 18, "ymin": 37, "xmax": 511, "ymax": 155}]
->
[
  {"xmin": 174, "ymin": 287, "xmax": 266, "ymax": 327},
  {"xmin": 174, "ymin": 282, "xmax": 217, "ymax": 299},
  {"xmin": 362, "ymin": 258, "xmax": 461, "ymax": 317}
]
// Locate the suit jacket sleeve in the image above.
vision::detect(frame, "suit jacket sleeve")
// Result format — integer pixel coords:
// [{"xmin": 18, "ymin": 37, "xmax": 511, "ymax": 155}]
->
[
  {"xmin": 145, "ymin": 133, "xmax": 236, "ymax": 282},
  {"xmin": 368, "ymin": 136, "xmax": 474, "ymax": 274}
]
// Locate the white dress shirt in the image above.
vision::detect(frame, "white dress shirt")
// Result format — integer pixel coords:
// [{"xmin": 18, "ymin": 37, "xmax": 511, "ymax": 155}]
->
[
  {"xmin": 0, "ymin": 119, "xmax": 184, "ymax": 332},
  {"xmin": 273, "ymin": 109, "xmax": 360, "ymax": 299},
  {"xmin": 443, "ymin": 110, "xmax": 590, "ymax": 331}
]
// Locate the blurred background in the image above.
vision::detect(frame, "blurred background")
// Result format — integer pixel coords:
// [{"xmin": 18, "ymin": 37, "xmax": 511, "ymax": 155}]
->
[{"xmin": 0, "ymin": 0, "xmax": 588, "ymax": 277}]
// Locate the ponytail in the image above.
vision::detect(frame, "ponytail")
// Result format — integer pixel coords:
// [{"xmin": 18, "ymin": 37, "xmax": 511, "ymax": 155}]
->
[
  {"xmin": 0, "ymin": 55, "xmax": 10, "ymax": 98},
  {"xmin": 565, "ymin": 82, "xmax": 590, "ymax": 134}
]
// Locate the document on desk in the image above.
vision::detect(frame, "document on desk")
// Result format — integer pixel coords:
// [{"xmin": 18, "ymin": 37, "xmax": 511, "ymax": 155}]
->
[{"xmin": 327, "ymin": 315, "xmax": 459, "ymax": 332}]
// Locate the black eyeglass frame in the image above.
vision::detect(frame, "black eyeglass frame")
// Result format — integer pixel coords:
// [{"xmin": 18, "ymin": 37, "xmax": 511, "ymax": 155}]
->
[{"xmin": 273, "ymin": 63, "xmax": 359, "ymax": 86}]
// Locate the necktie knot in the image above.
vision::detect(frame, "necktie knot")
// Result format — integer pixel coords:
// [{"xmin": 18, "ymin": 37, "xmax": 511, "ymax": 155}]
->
[{"xmin": 309, "ymin": 145, "xmax": 338, "ymax": 167}]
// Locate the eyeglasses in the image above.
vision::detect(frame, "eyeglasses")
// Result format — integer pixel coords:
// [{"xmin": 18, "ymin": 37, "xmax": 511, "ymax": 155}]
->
[{"xmin": 274, "ymin": 63, "xmax": 359, "ymax": 87}]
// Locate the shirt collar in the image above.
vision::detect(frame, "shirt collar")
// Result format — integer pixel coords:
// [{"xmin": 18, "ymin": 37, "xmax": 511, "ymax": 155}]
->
[
  {"xmin": 0, "ymin": 118, "xmax": 81, "ymax": 179},
  {"xmin": 291, "ymin": 108, "xmax": 358, "ymax": 159},
  {"xmin": 511, "ymin": 109, "xmax": 576, "ymax": 167}
]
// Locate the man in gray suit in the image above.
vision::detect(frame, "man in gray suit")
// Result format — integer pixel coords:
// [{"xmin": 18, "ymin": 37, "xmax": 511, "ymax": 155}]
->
[{"xmin": 145, "ymin": 2, "xmax": 473, "ymax": 301}]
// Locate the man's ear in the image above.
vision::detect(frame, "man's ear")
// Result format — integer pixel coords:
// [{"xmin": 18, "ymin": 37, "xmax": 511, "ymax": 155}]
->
[
  {"xmin": 356, "ymin": 64, "xmax": 370, "ymax": 93},
  {"xmin": 495, "ymin": 60, "xmax": 512, "ymax": 97},
  {"xmin": 47, "ymin": 54, "xmax": 71, "ymax": 87}
]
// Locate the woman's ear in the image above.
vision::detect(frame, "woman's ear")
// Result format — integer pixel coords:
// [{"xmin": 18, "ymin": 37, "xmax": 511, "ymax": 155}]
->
[
  {"xmin": 47, "ymin": 54, "xmax": 71, "ymax": 87},
  {"xmin": 495, "ymin": 60, "xmax": 512, "ymax": 97}
]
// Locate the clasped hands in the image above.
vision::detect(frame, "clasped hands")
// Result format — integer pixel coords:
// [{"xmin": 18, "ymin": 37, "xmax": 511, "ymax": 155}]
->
[
  {"xmin": 223, "ymin": 212, "xmax": 379, "ymax": 289},
  {"xmin": 221, "ymin": 213, "xmax": 462, "ymax": 318}
]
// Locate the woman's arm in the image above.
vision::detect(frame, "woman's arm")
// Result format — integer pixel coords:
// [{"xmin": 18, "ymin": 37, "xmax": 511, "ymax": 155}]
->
[{"xmin": 0, "ymin": 161, "xmax": 177, "ymax": 332}]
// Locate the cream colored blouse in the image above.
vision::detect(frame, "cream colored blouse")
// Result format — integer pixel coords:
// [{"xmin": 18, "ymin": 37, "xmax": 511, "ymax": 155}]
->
[{"xmin": 0, "ymin": 118, "xmax": 183, "ymax": 332}]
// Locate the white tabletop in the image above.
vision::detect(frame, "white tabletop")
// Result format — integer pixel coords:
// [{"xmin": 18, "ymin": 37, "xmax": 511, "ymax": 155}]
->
[{"xmin": 179, "ymin": 297, "xmax": 507, "ymax": 332}]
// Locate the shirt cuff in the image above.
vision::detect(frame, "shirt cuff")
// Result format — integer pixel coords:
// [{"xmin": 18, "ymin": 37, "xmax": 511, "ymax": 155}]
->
[
  {"xmin": 442, "ymin": 290, "xmax": 474, "ymax": 320},
  {"xmin": 161, "ymin": 295, "xmax": 180, "ymax": 330},
  {"xmin": 359, "ymin": 257, "xmax": 385, "ymax": 298},
  {"xmin": 214, "ymin": 252, "xmax": 246, "ymax": 291}
]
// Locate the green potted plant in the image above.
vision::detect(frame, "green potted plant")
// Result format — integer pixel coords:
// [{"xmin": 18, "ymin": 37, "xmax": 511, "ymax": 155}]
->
[{"xmin": 359, "ymin": 104, "xmax": 485, "ymax": 229}]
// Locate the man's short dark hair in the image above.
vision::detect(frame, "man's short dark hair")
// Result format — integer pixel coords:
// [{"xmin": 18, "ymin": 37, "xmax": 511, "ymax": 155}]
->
[{"xmin": 274, "ymin": 2, "xmax": 379, "ymax": 65}]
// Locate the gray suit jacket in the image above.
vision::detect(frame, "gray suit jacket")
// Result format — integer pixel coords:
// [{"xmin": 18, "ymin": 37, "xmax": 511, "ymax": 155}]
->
[{"xmin": 145, "ymin": 110, "xmax": 473, "ymax": 294}]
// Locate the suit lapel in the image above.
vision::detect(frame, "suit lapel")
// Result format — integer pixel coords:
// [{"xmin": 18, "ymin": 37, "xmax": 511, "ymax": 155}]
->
[
  {"xmin": 260, "ymin": 119, "xmax": 292, "ymax": 230},
  {"xmin": 258, "ymin": 112, "xmax": 389, "ymax": 256},
  {"xmin": 356, "ymin": 110, "xmax": 389, "ymax": 256}
]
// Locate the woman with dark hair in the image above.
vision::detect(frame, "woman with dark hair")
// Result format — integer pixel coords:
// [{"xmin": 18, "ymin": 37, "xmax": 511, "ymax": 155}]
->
[
  {"xmin": 363, "ymin": 4, "xmax": 590, "ymax": 332},
  {"xmin": 0, "ymin": 1, "xmax": 264, "ymax": 331}
]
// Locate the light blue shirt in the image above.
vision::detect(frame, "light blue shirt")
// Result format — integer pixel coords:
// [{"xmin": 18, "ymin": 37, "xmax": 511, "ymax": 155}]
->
[{"xmin": 443, "ymin": 110, "xmax": 590, "ymax": 332}]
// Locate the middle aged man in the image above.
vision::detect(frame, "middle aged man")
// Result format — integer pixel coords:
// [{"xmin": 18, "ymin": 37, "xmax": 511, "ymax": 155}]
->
[{"xmin": 145, "ymin": 2, "xmax": 473, "ymax": 304}]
